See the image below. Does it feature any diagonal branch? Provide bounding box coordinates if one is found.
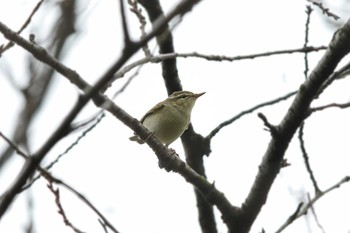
[0,0,45,55]
[298,122,321,194]
[0,0,219,221]
[0,131,120,233]
[230,18,350,233]
[275,176,350,233]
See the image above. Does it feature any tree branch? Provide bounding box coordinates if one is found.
[230,18,350,233]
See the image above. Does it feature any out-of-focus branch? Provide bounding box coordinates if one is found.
[138,0,183,94]
[0,0,218,221]
[21,113,105,192]
[275,176,350,233]
[128,0,151,57]
[310,101,350,112]
[0,0,44,55]
[0,131,120,233]
[0,0,76,170]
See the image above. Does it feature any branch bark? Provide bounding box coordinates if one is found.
[228,19,350,233]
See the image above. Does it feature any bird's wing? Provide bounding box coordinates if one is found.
[140,102,165,123]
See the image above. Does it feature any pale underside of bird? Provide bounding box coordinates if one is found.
[129,91,205,147]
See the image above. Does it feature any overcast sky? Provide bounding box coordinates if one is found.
[1,0,350,233]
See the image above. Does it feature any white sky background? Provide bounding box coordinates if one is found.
[1,0,350,233]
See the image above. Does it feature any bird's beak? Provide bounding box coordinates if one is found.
[194,92,206,98]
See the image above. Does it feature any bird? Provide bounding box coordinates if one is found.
[129,90,205,147]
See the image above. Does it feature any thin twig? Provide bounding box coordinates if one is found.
[0,132,27,159]
[307,193,326,233]
[316,60,350,98]
[303,6,313,79]
[47,176,120,233]
[119,0,131,45]
[298,122,321,194]
[103,46,326,92]
[0,0,207,218]
[257,113,279,137]
[274,202,303,233]
[47,181,85,233]
[1,131,120,233]
[0,0,45,55]
[128,0,151,57]
[21,112,106,192]
[307,0,340,20]
[310,102,350,113]
[206,91,296,141]
[275,176,350,233]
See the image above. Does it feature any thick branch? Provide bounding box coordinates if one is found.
[138,1,216,232]
[0,0,224,221]
[228,19,350,233]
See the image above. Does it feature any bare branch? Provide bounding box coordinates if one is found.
[47,181,84,233]
[310,101,350,113]
[128,0,151,57]
[257,113,279,137]
[47,176,120,233]
[0,132,27,160]
[298,122,321,194]
[21,113,105,191]
[307,0,340,20]
[303,6,313,79]
[119,0,131,45]
[137,1,217,232]
[1,0,226,221]
[101,46,326,92]
[1,131,120,233]
[308,193,326,233]
[138,0,184,94]
[317,60,350,98]
[0,0,44,55]
[0,0,76,170]
[207,91,296,141]
[234,18,350,233]
[274,202,303,233]
[179,46,326,62]
[275,176,350,233]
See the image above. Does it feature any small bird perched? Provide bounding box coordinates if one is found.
[129,91,205,147]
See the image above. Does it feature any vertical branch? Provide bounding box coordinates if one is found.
[119,0,132,45]
[128,0,151,57]
[138,0,182,93]
[137,1,216,233]
[300,6,321,195]
[303,5,313,79]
